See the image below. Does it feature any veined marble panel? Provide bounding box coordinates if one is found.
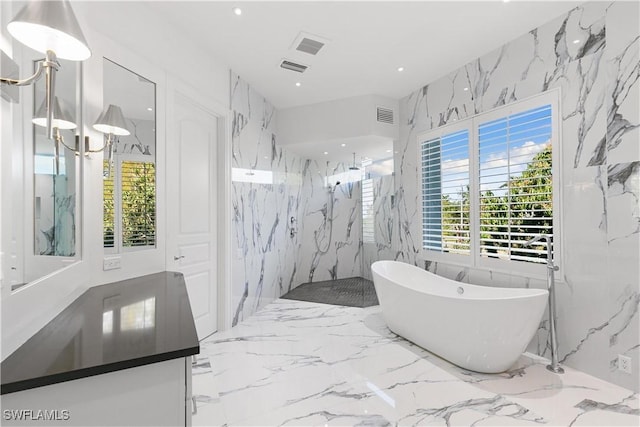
[393,1,639,391]
[605,1,640,165]
[294,161,362,285]
[607,161,640,391]
[231,72,303,325]
[193,299,639,427]
[231,73,365,324]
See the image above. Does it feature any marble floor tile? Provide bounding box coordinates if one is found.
[192,299,639,426]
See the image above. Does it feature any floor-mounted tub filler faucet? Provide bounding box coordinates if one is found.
[525,234,564,374]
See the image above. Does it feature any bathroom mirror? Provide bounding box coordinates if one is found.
[33,61,79,258]
[1,41,82,291]
[101,58,156,252]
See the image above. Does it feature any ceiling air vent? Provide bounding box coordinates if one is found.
[296,37,325,55]
[280,60,308,73]
[377,107,394,125]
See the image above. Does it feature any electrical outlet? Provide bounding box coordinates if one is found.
[618,354,632,374]
[103,256,122,271]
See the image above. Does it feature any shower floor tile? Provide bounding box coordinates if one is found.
[193,299,639,426]
[281,277,379,308]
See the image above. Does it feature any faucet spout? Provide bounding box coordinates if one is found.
[525,234,546,246]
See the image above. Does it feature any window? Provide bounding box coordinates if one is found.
[421,128,470,254]
[104,160,156,250]
[121,161,156,247]
[419,91,559,275]
[362,178,374,243]
[478,105,552,264]
[103,161,115,248]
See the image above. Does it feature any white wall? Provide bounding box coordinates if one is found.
[1,1,232,358]
[277,94,399,146]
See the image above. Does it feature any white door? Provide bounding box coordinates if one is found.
[166,92,218,340]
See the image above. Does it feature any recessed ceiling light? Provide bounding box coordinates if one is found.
[295,82,301,87]
[463,87,469,91]
[503,0,510,3]
[264,156,268,159]
[397,67,404,72]
[147,107,153,111]
[341,143,346,147]
[573,39,580,44]
[233,7,242,16]
[323,151,328,155]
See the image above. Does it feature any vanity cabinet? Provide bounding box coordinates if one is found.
[1,272,198,426]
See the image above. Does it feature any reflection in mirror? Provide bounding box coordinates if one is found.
[33,68,79,257]
[100,59,156,252]
[15,54,80,290]
[2,51,81,291]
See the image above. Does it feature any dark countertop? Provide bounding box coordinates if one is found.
[1,271,199,395]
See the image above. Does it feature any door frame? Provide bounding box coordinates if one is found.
[165,77,232,332]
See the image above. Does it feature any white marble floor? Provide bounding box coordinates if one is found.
[192,299,639,426]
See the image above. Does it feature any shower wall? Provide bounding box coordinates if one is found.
[294,168,362,285]
[393,1,639,391]
[230,73,363,325]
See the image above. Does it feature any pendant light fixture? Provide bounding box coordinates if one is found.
[32,96,77,174]
[1,0,91,139]
[92,104,131,178]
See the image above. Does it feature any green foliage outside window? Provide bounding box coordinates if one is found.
[442,145,552,260]
[122,161,156,247]
[103,161,156,248]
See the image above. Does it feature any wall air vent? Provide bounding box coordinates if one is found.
[376,107,394,125]
[280,60,308,73]
[296,37,325,55]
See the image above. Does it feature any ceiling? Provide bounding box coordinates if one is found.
[147,1,582,110]
[78,1,582,165]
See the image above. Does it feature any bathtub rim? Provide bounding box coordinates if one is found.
[371,260,548,301]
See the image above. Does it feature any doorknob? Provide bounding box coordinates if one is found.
[174,255,185,260]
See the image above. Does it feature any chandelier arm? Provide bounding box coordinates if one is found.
[0,55,59,87]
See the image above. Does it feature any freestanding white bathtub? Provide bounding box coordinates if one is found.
[371,260,548,373]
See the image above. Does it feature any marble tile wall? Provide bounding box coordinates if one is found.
[293,163,363,285]
[230,73,363,325]
[394,1,639,391]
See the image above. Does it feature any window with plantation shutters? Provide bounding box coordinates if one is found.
[103,159,156,251]
[478,105,552,264]
[103,161,115,248]
[419,90,560,276]
[362,178,374,243]
[121,161,156,247]
[421,128,470,255]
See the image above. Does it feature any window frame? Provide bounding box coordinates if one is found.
[417,89,562,279]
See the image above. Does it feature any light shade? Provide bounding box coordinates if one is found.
[7,0,91,61]
[93,104,130,136]
[32,96,76,129]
